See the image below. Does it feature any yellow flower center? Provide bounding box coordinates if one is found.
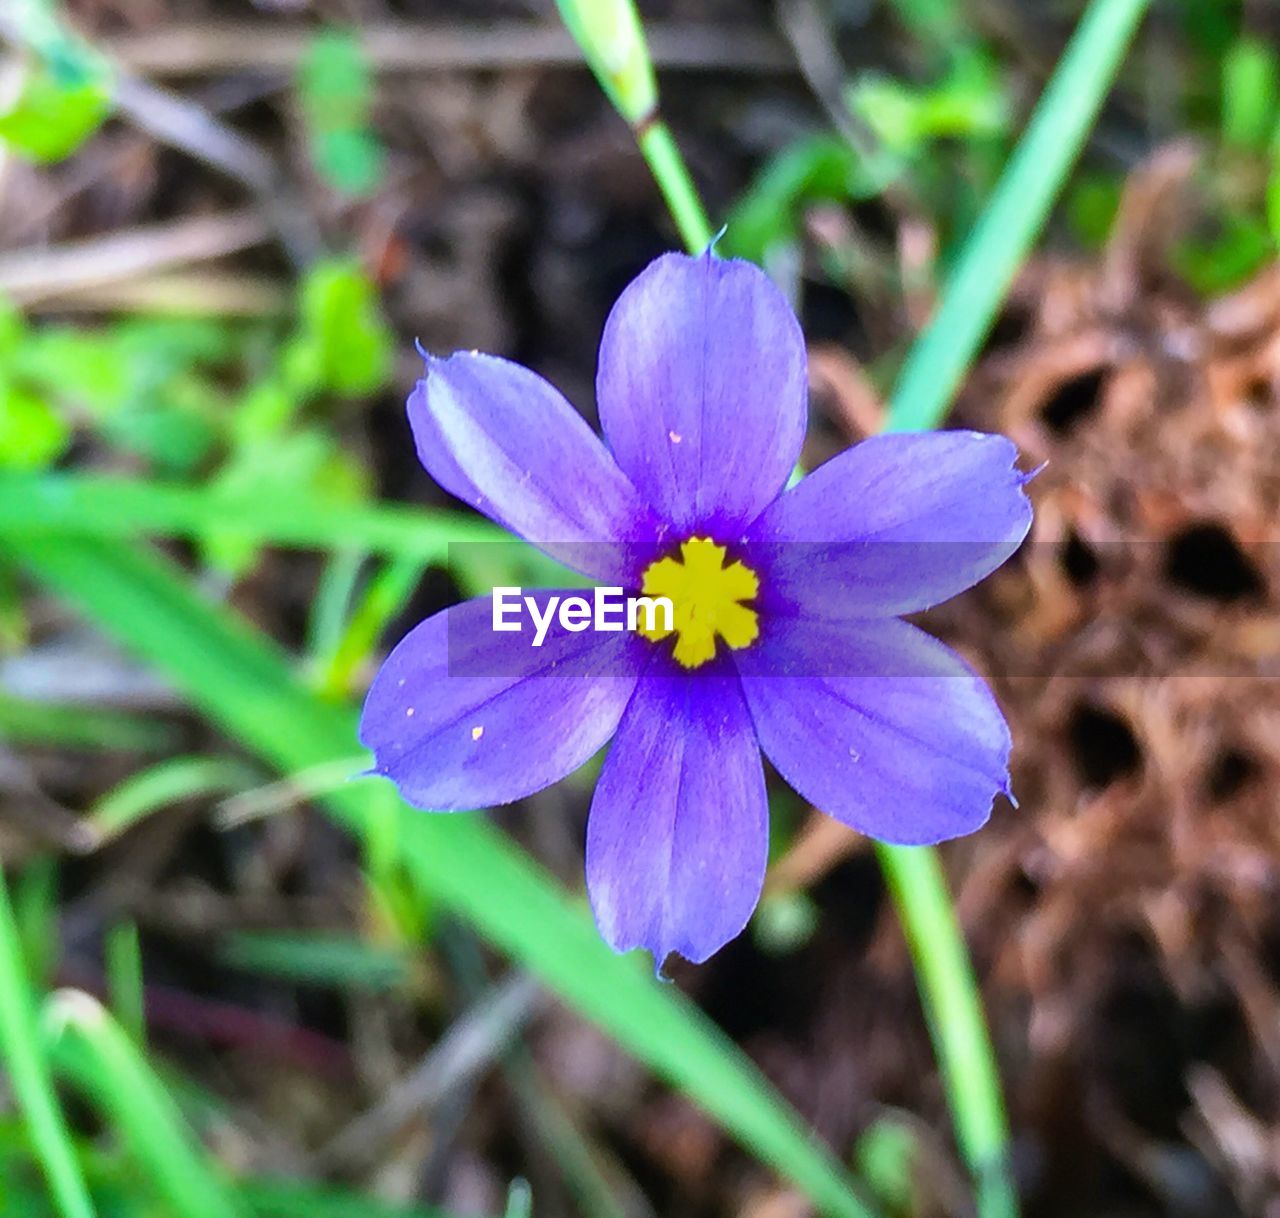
[638,537,760,669]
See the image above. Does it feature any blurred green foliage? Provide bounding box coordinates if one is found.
[296,29,386,197]
[0,17,114,164]
[0,54,112,162]
[728,2,1279,305]
[0,260,393,579]
[854,1118,921,1217]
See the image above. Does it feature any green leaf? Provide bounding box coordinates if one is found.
[298,261,393,397]
[848,54,1006,156]
[239,1179,466,1218]
[6,532,874,1218]
[297,30,386,197]
[1066,172,1124,248]
[0,471,499,560]
[218,932,410,992]
[882,0,964,48]
[0,692,174,751]
[0,871,96,1218]
[854,1118,920,1216]
[1222,36,1279,151]
[1173,212,1275,294]
[298,29,374,130]
[0,387,70,469]
[723,135,888,264]
[0,52,113,163]
[316,128,386,198]
[1268,121,1280,246]
[12,323,222,474]
[203,429,370,575]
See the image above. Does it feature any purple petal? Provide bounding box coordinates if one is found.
[586,668,768,965]
[746,431,1032,617]
[596,251,807,535]
[737,616,1011,845]
[409,353,651,581]
[360,597,643,810]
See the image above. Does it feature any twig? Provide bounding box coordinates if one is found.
[0,11,323,267]
[313,972,544,1171]
[773,0,918,221]
[16,272,290,317]
[772,0,881,165]
[0,211,270,300]
[101,21,792,77]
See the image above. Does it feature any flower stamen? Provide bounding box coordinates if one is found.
[638,537,759,669]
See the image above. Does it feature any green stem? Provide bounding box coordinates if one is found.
[636,120,714,252]
[105,921,146,1047]
[0,867,96,1218]
[878,845,1014,1217]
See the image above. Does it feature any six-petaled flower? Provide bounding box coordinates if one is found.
[359,250,1033,968]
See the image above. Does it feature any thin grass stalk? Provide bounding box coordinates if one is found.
[44,989,245,1218]
[0,868,96,1218]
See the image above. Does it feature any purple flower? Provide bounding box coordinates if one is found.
[360,251,1032,966]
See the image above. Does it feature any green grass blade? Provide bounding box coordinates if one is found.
[218,932,409,992]
[312,555,423,698]
[885,0,1150,431]
[503,1180,533,1218]
[0,691,174,751]
[0,870,96,1218]
[91,755,260,840]
[13,857,58,991]
[7,533,875,1218]
[104,922,145,1047]
[878,3,1149,1201]
[307,548,366,666]
[239,1180,469,1218]
[0,471,499,560]
[43,989,245,1218]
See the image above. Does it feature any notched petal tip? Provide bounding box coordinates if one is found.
[701,225,729,258]
[586,674,769,968]
[1020,459,1049,486]
[595,250,807,533]
[404,349,647,581]
[740,617,1015,846]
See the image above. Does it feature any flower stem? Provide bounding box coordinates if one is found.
[878,844,1015,1218]
[636,119,715,253]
